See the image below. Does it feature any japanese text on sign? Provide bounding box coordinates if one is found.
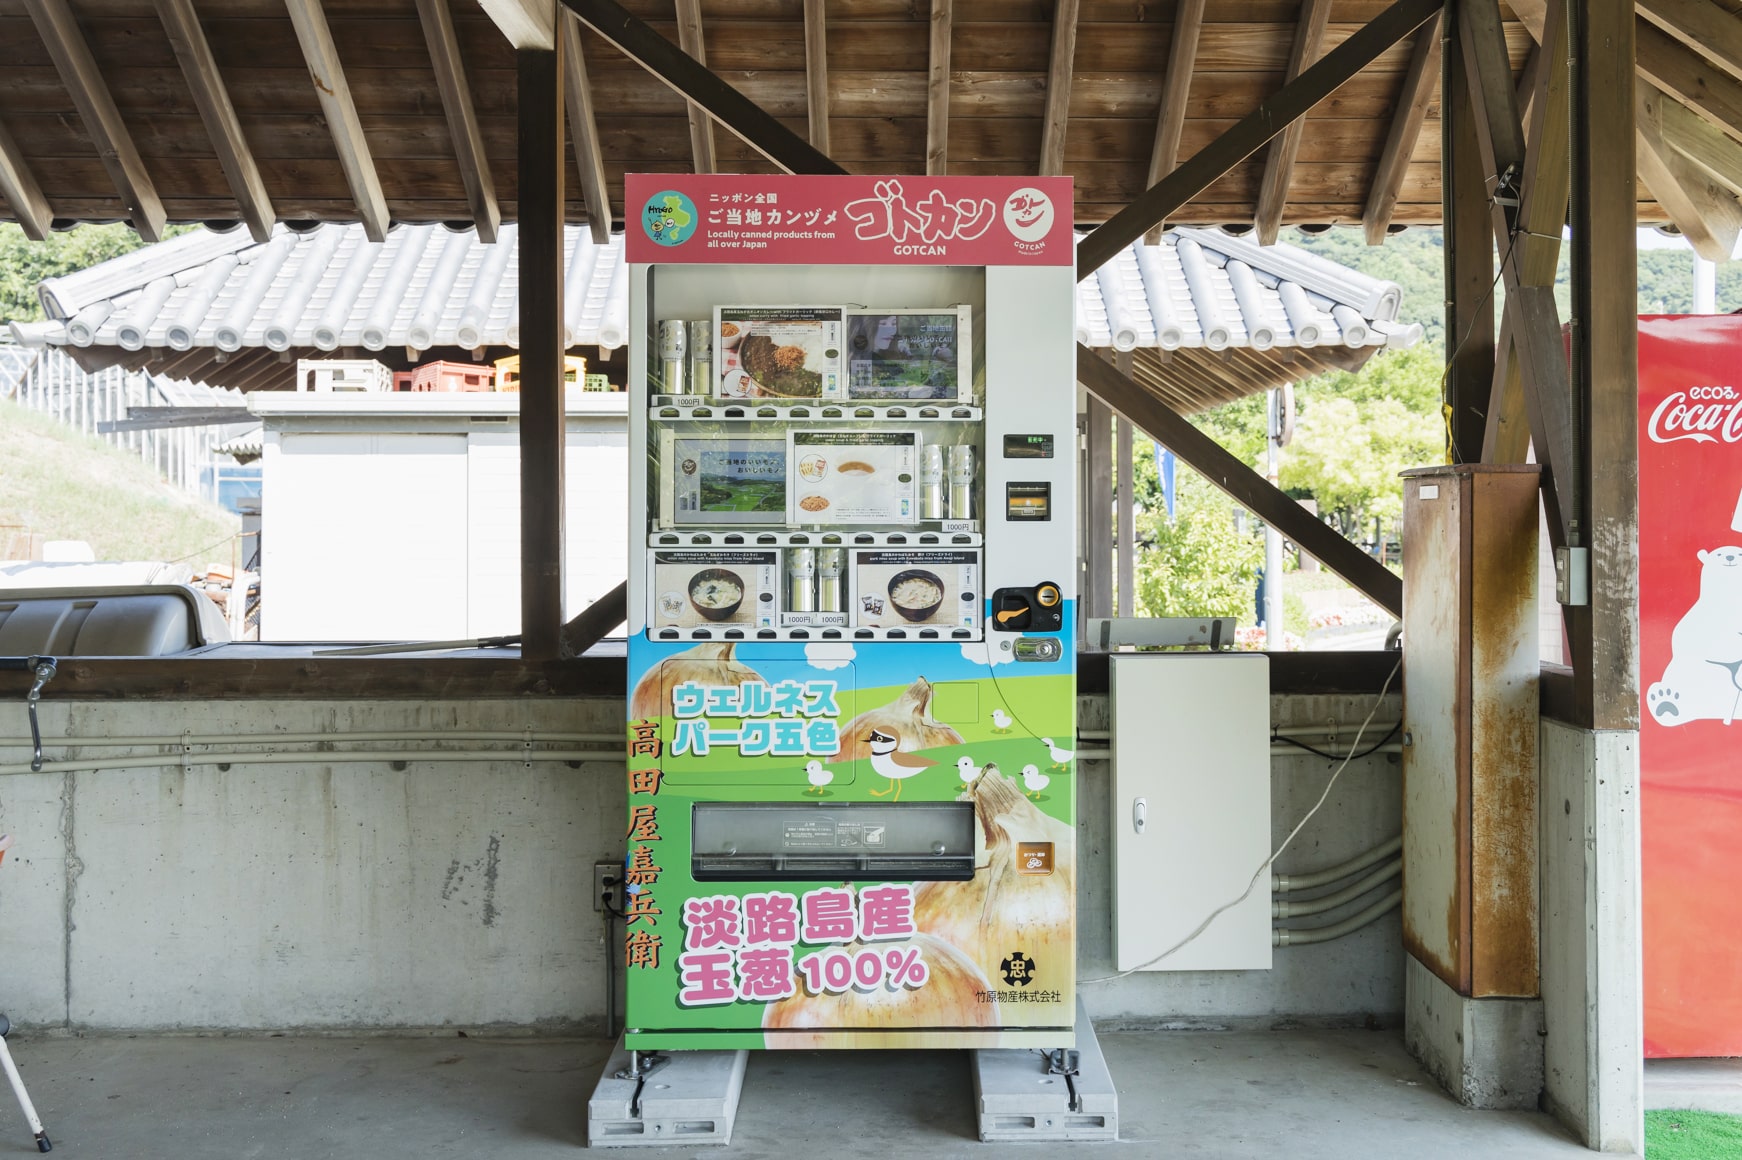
[669,680,841,758]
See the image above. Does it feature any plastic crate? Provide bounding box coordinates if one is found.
[392,370,415,392]
[494,354,585,394]
[584,374,613,392]
[411,360,495,393]
[297,359,392,393]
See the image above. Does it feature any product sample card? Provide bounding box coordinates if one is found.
[648,550,780,630]
[714,307,845,400]
[787,430,920,525]
[845,307,972,402]
[850,549,980,630]
[659,432,787,527]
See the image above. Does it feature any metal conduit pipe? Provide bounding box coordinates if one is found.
[1273,889,1400,947]
[1076,723,1402,742]
[0,730,624,748]
[1062,745,1403,761]
[0,747,624,779]
[1272,859,1401,919]
[1273,835,1402,893]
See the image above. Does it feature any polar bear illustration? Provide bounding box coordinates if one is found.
[1647,546,1742,726]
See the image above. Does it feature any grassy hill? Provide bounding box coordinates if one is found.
[0,399,240,565]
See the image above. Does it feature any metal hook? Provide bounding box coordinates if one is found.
[24,657,56,774]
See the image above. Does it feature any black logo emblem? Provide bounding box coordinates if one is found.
[1001,951,1035,987]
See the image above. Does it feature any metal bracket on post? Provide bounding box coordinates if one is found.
[8,656,59,774]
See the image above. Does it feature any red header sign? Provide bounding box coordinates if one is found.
[1637,314,1742,1057]
[625,174,1074,267]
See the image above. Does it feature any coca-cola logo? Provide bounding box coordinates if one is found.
[1648,387,1742,444]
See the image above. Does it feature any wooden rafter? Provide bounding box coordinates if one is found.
[1637,79,1742,260]
[1039,0,1081,176]
[154,0,274,244]
[478,0,556,49]
[674,0,716,175]
[284,0,389,243]
[562,581,628,657]
[1638,0,1742,83]
[0,116,52,241]
[926,0,953,175]
[1638,20,1742,148]
[1457,0,1578,542]
[1078,0,1442,278]
[1077,347,1402,617]
[416,0,500,243]
[563,0,843,176]
[803,0,830,154]
[22,0,166,242]
[1144,0,1204,244]
[561,12,613,245]
[1363,12,1442,245]
[1658,89,1742,196]
[1255,0,1334,245]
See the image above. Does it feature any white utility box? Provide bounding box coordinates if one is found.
[1110,653,1272,971]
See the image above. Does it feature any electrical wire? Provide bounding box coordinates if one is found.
[1271,721,1401,762]
[1082,656,1401,984]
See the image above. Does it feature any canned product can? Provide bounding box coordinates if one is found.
[656,320,687,393]
[788,547,817,613]
[948,444,975,520]
[817,548,844,612]
[688,320,713,396]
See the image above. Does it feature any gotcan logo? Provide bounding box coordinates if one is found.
[1648,386,1742,444]
[1003,188,1055,247]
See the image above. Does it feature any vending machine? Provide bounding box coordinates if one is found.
[622,173,1077,1051]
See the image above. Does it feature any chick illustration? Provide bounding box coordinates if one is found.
[991,708,1013,734]
[1022,763,1051,799]
[1040,736,1073,769]
[955,755,984,792]
[865,728,937,801]
[804,759,834,796]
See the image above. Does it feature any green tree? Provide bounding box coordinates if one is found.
[0,222,187,324]
[1132,468,1264,621]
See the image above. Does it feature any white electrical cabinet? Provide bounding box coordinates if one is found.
[1110,653,1272,971]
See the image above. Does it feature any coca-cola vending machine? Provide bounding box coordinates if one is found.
[1639,314,1742,1057]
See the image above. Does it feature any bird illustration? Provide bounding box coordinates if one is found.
[865,728,937,801]
[1022,763,1051,799]
[1040,737,1073,769]
[991,708,1013,733]
[804,760,834,796]
[955,755,983,792]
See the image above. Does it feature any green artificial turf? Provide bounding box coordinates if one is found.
[1646,1109,1742,1159]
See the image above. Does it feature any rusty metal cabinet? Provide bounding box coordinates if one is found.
[1401,465,1541,998]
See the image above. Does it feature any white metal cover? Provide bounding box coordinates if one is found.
[1110,653,1272,972]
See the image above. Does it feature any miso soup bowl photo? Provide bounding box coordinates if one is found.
[688,568,746,621]
[887,569,945,622]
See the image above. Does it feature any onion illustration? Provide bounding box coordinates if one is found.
[835,676,964,762]
[629,642,763,720]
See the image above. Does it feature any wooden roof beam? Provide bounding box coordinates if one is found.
[417,0,501,244]
[563,0,843,176]
[22,0,166,242]
[926,0,953,175]
[284,0,390,243]
[1143,0,1204,244]
[1077,346,1402,617]
[1255,0,1334,245]
[1638,0,1742,84]
[674,0,716,175]
[1078,0,1442,278]
[1658,88,1742,196]
[803,0,829,155]
[155,0,275,244]
[1039,0,1081,176]
[561,12,613,244]
[477,0,555,49]
[1362,11,1441,245]
[0,116,53,241]
[1638,20,1742,148]
[1637,79,1742,260]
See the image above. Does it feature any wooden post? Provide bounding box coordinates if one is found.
[518,44,566,661]
[1086,393,1114,620]
[1443,16,1495,465]
[1115,349,1136,617]
[1569,0,1639,731]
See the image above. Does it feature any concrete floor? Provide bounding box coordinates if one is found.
[0,1028,1592,1158]
[1647,1057,1742,1114]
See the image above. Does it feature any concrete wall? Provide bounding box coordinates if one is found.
[0,690,1404,1034]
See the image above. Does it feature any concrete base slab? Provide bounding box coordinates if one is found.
[586,1041,747,1147]
[971,999,1118,1142]
[1405,954,1544,1110]
[1646,1059,1742,1114]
